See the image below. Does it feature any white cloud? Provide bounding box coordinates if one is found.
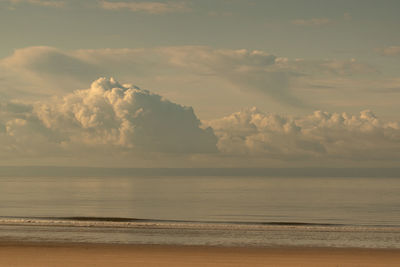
[100,1,190,14]
[1,79,400,165]
[206,107,400,161]
[0,78,217,159]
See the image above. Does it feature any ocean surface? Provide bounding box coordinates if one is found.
[1,174,399,248]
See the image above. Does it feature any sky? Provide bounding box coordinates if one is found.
[0,0,400,167]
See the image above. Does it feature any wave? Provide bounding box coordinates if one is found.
[0,215,343,226]
[55,217,344,226]
[1,216,399,232]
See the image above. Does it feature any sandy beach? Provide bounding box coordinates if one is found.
[0,243,399,267]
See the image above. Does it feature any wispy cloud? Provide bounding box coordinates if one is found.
[7,0,65,8]
[0,46,377,108]
[292,12,352,27]
[291,18,331,26]
[207,11,233,17]
[376,46,400,56]
[100,1,190,14]
[343,12,352,20]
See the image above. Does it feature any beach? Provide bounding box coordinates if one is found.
[1,175,399,266]
[0,243,399,267]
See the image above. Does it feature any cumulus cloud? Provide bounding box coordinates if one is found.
[1,78,400,165]
[0,78,217,158]
[100,1,190,14]
[206,107,400,161]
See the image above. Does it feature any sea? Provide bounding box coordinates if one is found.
[1,168,400,248]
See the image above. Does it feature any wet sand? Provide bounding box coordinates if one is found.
[0,243,399,267]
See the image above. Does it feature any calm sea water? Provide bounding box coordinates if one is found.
[1,175,400,248]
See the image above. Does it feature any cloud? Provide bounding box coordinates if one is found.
[343,12,352,20]
[6,0,65,8]
[207,11,233,17]
[78,47,373,106]
[1,46,101,79]
[0,46,104,96]
[286,58,376,76]
[157,47,308,107]
[377,46,400,56]
[291,18,331,26]
[0,78,217,159]
[292,13,352,27]
[0,46,377,109]
[1,78,400,165]
[206,107,400,161]
[100,1,190,14]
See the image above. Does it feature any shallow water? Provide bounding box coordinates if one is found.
[0,175,400,247]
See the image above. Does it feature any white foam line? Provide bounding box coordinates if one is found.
[0,218,399,232]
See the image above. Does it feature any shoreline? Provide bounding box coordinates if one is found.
[2,240,400,250]
[1,242,399,267]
